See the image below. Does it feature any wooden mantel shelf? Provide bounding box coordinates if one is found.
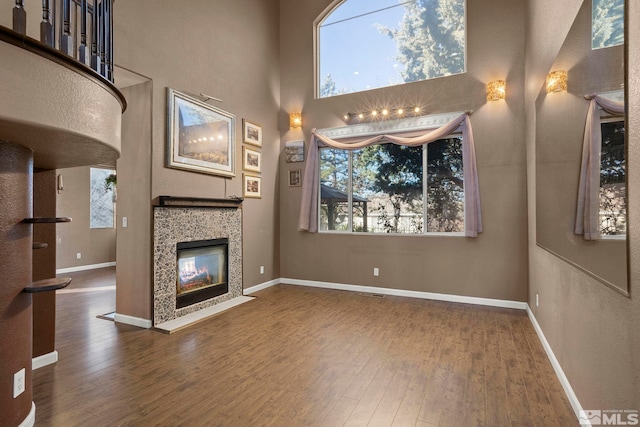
[24,277,72,293]
[153,196,243,209]
[22,217,72,224]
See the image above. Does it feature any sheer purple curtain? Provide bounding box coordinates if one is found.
[575,95,625,240]
[298,113,483,237]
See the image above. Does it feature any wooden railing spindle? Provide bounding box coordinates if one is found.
[41,0,55,47]
[8,0,114,82]
[91,0,101,74]
[13,0,27,35]
[106,0,113,81]
[99,0,106,77]
[78,0,89,64]
[61,0,73,55]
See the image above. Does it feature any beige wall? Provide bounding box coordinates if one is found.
[527,0,640,410]
[279,0,529,302]
[113,0,281,300]
[55,166,116,269]
[116,81,153,320]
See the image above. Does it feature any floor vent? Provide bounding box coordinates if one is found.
[358,293,385,298]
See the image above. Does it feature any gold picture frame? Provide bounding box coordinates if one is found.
[243,119,262,147]
[243,174,262,198]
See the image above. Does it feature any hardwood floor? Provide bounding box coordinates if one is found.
[32,267,577,426]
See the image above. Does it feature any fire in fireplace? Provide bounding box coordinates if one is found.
[176,238,229,309]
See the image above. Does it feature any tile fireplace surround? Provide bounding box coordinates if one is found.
[152,197,243,326]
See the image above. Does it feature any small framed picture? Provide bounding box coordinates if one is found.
[285,140,304,163]
[288,169,301,187]
[243,147,261,173]
[243,119,262,147]
[243,174,261,198]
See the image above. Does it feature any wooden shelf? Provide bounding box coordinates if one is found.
[153,196,243,209]
[32,242,48,250]
[22,217,72,224]
[23,277,72,293]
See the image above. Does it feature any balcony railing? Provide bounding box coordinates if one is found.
[11,0,114,82]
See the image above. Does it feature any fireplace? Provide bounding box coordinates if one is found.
[153,197,243,326]
[176,238,228,309]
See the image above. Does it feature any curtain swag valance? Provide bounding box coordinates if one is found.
[298,112,483,237]
[575,95,625,240]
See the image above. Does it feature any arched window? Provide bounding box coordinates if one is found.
[317,0,466,98]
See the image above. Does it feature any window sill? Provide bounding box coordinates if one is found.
[600,234,626,241]
[317,230,466,238]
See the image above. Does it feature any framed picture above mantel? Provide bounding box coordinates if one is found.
[166,88,236,177]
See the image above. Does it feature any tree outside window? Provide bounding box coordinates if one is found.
[318,0,466,98]
[319,137,463,234]
[599,120,626,236]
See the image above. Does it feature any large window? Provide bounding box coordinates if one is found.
[599,119,626,236]
[320,137,464,234]
[317,0,466,98]
[592,0,624,49]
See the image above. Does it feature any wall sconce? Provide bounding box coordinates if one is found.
[546,70,567,93]
[486,80,506,101]
[57,174,64,194]
[289,112,302,129]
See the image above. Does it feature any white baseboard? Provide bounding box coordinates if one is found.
[114,313,152,329]
[56,261,116,274]
[32,350,58,370]
[526,305,585,423]
[18,402,35,427]
[280,278,528,310]
[243,278,281,295]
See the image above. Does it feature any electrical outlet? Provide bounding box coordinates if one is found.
[536,293,539,308]
[13,368,25,398]
[373,267,379,277]
[260,266,264,275]
[76,252,81,259]
[122,217,128,228]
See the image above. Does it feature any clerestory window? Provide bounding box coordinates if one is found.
[317,0,466,98]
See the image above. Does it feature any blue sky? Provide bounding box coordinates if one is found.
[319,0,408,94]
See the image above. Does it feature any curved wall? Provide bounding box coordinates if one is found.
[0,40,122,169]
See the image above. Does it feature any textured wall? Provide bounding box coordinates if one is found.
[114,0,281,302]
[116,81,153,321]
[279,0,529,302]
[0,141,33,427]
[32,170,57,358]
[55,166,117,269]
[0,41,122,170]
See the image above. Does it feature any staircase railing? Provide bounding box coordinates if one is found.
[11,0,114,82]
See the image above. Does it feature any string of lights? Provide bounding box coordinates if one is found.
[343,106,424,123]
